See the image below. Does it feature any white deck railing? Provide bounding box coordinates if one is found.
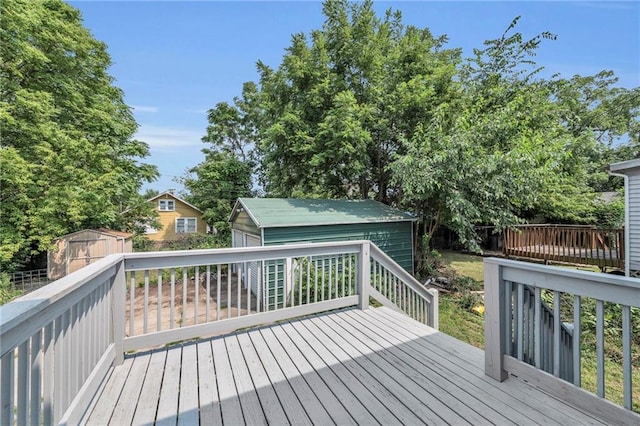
[484,258,639,422]
[0,256,124,426]
[0,240,436,425]
[369,244,438,328]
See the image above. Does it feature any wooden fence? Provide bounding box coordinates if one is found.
[503,225,624,270]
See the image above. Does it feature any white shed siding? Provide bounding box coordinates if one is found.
[628,171,640,271]
[244,234,262,301]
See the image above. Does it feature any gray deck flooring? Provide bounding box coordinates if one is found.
[85,307,609,425]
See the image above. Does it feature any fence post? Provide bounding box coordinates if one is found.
[484,259,508,381]
[112,257,126,365]
[357,241,370,310]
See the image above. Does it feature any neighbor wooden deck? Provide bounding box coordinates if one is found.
[506,245,621,268]
[84,307,609,425]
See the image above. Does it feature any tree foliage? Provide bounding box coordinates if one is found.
[0,0,158,270]
[180,82,257,243]
[194,0,638,260]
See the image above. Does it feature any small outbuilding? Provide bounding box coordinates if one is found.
[610,158,640,276]
[48,229,133,280]
[229,198,416,309]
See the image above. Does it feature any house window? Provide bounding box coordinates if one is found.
[176,217,197,233]
[158,199,175,211]
[144,224,158,235]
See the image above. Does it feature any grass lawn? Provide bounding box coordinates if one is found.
[438,250,485,282]
[436,251,485,348]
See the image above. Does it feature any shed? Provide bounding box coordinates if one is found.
[610,158,640,276]
[48,229,133,280]
[229,198,416,308]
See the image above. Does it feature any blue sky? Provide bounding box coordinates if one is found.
[70,1,639,193]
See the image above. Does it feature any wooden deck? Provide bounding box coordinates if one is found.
[503,225,624,270]
[507,245,620,265]
[84,307,610,425]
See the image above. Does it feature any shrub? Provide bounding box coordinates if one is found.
[0,272,23,305]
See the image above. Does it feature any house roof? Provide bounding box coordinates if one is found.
[96,228,133,239]
[54,228,133,242]
[148,191,204,214]
[610,158,640,173]
[230,198,416,229]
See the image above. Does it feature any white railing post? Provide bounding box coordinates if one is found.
[484,259,508,381]
[112,258,126,365]
[285,257,293,305]
[358,241,370,310]
[428,288,439,330]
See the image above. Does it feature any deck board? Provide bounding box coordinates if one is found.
[85,306,616,425]
[155,346,181,426]
[211,336,245,425]
[259,325,355,425]
[109,353,149,425]
[195,341,223,425]
[234,334,290,425]
[132,350,166,425]
[224,335,269,425]
[370,308,608,426]
[177,343,200,426]
[85,356,132,425]
[296,317,451,425]
[317,312,493,425]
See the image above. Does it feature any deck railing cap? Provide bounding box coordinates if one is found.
[484,257,640,290]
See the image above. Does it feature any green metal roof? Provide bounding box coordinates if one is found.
[232,198,416,228]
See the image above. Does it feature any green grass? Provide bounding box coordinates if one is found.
[439,293,485,348]
[436,251,485,347]
[438,250,484,282]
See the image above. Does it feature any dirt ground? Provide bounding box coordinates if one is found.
[125,273,258,337]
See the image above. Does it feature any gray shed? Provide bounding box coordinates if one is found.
[229,198,416,308]
[610,158,640,276]
[48,229,133,280]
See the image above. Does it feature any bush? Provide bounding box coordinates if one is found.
[162,234,227,251]
[0,272,23,305]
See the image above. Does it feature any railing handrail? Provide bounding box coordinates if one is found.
[507,224,621,230]
[369,244,436,303]
[0,254,123,357]
[123,240,366,270]
[485,258,639,304]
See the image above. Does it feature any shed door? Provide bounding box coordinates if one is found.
[232,230,243,248]
[244,234,262,307]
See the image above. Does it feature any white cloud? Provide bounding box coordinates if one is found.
[132,105,159,113]
[135,124,203,150]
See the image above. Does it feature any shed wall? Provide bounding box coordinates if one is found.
[629,170,640,271]
[48,231,132,280]
[231,211,260,236]
[263,221,414,273]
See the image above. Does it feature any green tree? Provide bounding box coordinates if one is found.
[255,0,461,202]
[181,151,253,244]
[0,0,158,270]
[180,81,258,243]
[200,1,638,260]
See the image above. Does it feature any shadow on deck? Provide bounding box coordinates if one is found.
[85,307,610,425]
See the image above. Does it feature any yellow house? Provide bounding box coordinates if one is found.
[146,191,207,242]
